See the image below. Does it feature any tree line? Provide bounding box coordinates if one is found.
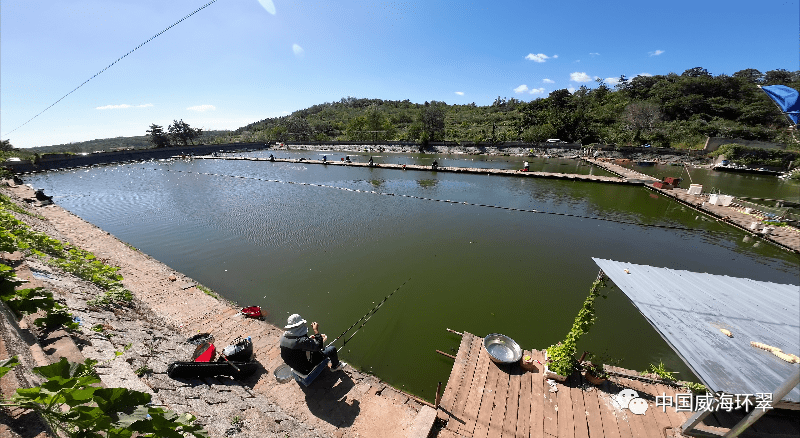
[230,67,799,150]
[146,120,204,148]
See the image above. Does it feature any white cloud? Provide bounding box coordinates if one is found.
[589,52,600,57]
[96,103,153,110]
[187,105,216,112]
[292,44,304,57]
[604,77,620,86]
[568,87,576,93]
[257,0,276,14]
[455,91,464,96]
[570,72,592,82]
[553,55,558,58]
[543,78,554,84]
[525,53,551,63]
[637,72,653,77]
[649,49,665,56]
[515,85,546,95]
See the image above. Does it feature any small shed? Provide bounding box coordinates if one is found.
[592,258,800,436]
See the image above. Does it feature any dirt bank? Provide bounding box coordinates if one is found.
[0,183,433,438]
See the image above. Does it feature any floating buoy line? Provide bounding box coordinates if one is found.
[136,166,727,234]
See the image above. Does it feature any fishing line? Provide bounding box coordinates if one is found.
[325,278,411,352]
[142,166,724,233]
[3,0,221,137]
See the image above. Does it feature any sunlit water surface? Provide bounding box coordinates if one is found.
[27,154,799,400]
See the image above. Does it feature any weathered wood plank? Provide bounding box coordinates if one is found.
[604,382,634,438]
[530,350,547,438]
[569,373,590,438]
[487,365,511,438]
[438,332,474,422]
[651,383,691,429]
[501,366,521,437]
[448,333,484,429]
[642,382,677,434]
[542,368,558,437]
[556,374,576,438]
[473,360,503,438]
[458,344,493,437]
[515,351,533,438]
[582,386,608,438]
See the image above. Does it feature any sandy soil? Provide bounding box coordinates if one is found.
[0,183,432,438]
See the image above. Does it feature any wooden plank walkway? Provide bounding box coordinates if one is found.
[436,332,800,438]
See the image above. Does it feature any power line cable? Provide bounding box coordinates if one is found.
[2,0,221,138]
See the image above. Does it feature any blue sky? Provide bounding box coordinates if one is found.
[2,0,798,148]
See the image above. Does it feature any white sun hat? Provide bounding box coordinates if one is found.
[285,314,307,329]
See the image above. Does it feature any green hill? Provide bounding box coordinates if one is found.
[13,67,800,154]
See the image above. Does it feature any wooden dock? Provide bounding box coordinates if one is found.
[436,332,800,438]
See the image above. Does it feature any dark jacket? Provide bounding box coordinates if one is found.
[279,332,324,375]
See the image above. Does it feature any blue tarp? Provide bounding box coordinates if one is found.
[760,85,800,124]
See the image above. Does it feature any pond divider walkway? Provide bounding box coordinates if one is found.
[197,156,637,185]
[436,332,799,438]
[198,155,800,253]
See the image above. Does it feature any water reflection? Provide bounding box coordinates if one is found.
[25,157,799,401]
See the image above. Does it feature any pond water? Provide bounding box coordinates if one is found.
[26,153,799,400]
[618,162,800,204]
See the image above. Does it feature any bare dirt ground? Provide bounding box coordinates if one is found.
[0,183,433,438]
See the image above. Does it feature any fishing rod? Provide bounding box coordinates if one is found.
[326,278,411,352]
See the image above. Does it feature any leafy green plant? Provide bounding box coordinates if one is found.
[644,360,677,381]
[0,356,208,438]
[0,205,133,305]
[134,366,153,377]
[546,275,607,376]
[683,381,707,394]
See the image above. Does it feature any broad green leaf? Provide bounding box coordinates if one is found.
[0,356,20,379]
[93,387,151,414]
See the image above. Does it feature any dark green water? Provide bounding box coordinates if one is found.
[26,154,799,400]
[619,162,800,204]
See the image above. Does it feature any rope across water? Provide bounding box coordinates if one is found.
[140,166,722,233]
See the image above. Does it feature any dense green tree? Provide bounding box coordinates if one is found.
[168,120,202,146]
[763,69,796,85]
[0,139,13,151]
[682,67,711,77]
[284,116,311,140]
[146,124,170,148]
[421,102,446,142]
[733,68,763,83]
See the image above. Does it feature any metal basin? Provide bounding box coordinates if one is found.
[483,333,523,364]
[273,364,294,384]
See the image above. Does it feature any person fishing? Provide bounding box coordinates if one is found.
[279,314,346,375]
[432,160,439,170]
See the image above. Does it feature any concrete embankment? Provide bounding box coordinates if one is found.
[0,183,436,438]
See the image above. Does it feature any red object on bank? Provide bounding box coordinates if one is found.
[193,343,216,362]
[241,306,263,319]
